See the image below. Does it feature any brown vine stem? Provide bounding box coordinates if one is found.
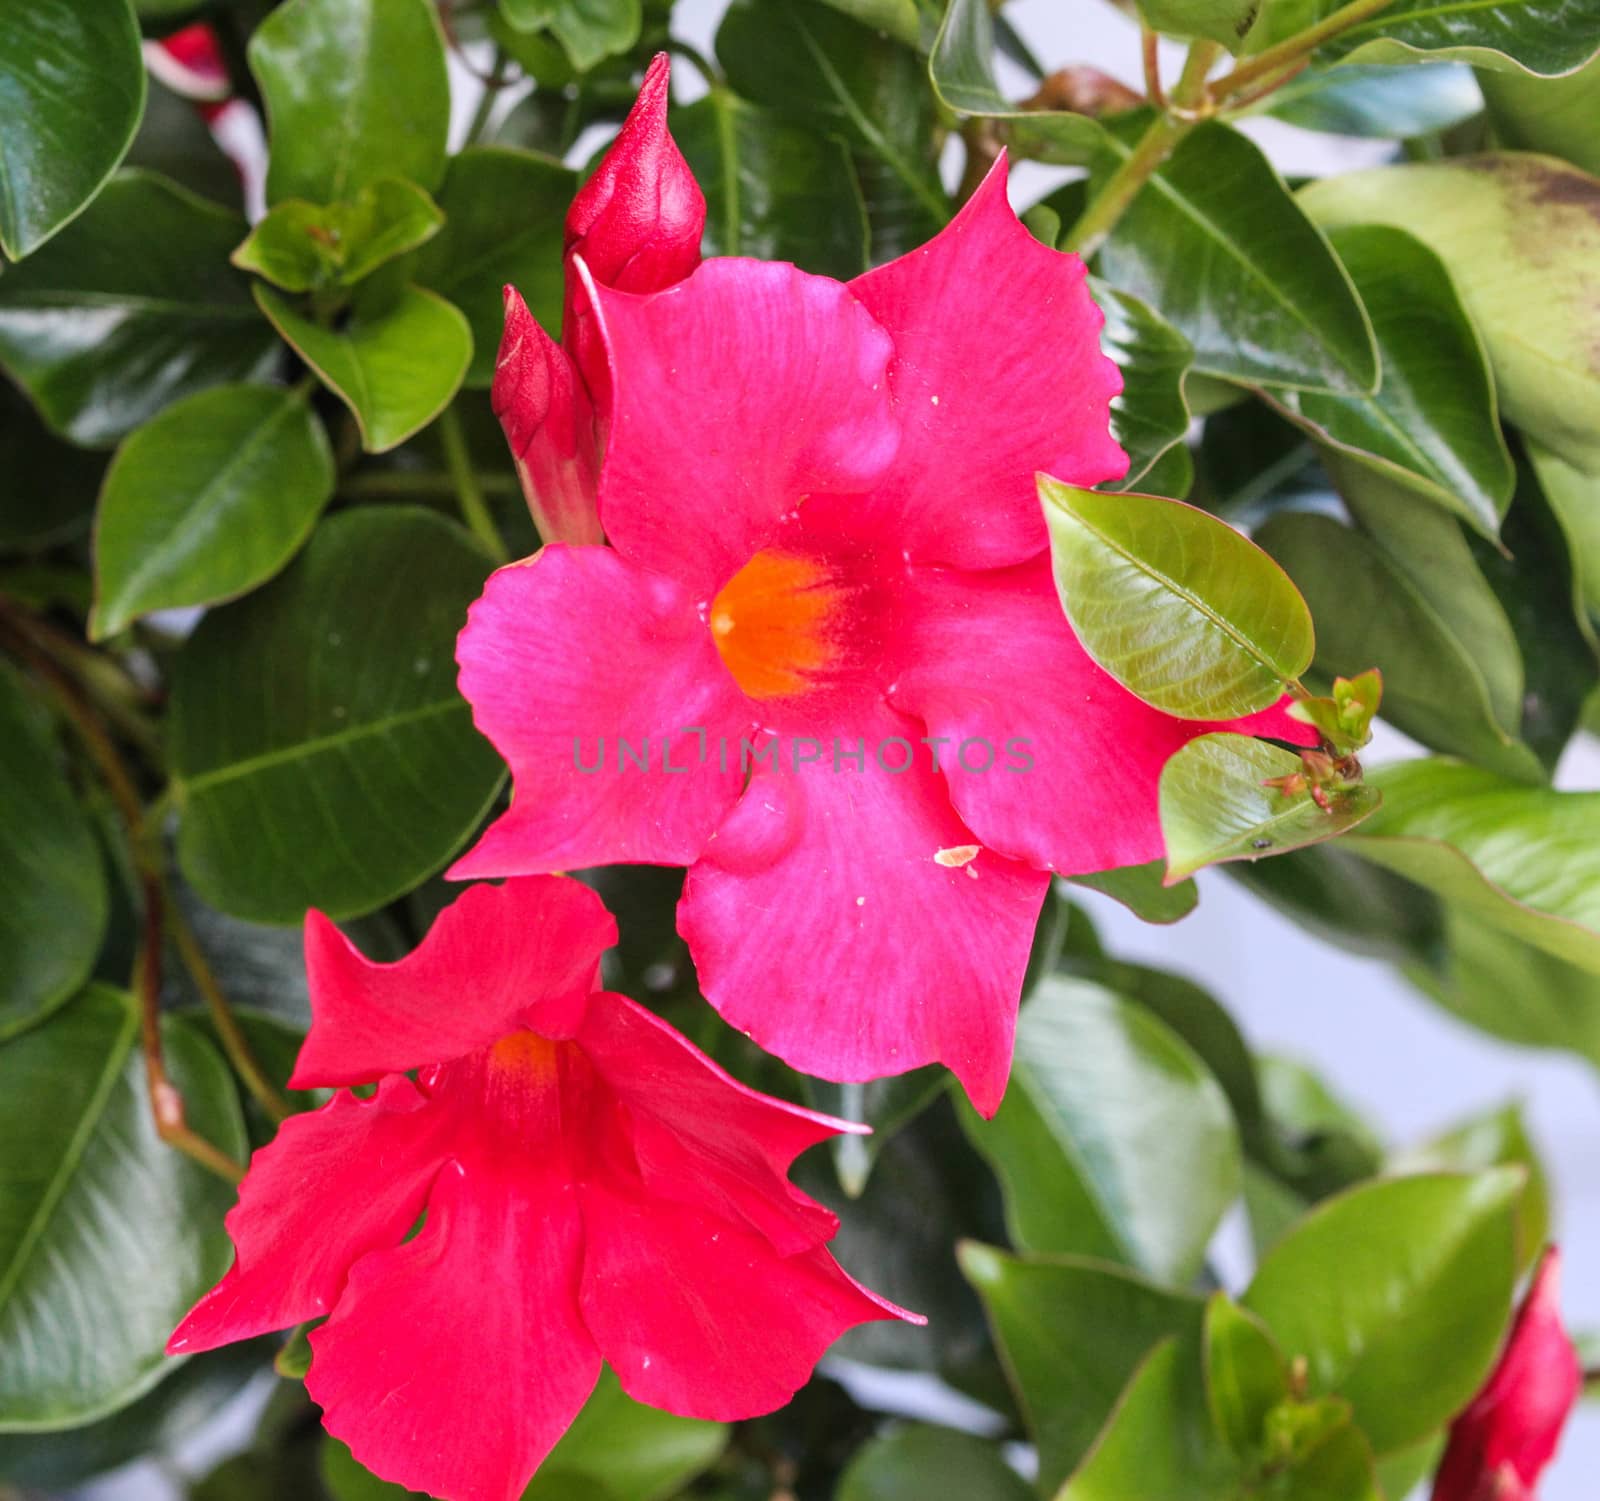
[1141,25,1166,108]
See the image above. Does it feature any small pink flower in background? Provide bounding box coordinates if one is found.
[169,877,913,1501]
[145,23,231,119]
[459,66,1312,1116]
[1432,1248,1581,1501]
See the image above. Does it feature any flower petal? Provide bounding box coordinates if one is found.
[678,707,1049,1116]
[578,991,851,1255]
[579,1176,912,1421]
[452,545,751,877]
[294,877,617,1089]
[888,557,1316,875]
[850,157,1126,569]
[168,1077,443,1354]
[587,257,901,597]
[307,1164,599,1501]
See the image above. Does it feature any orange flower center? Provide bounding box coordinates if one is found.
[487,1030,563,1082]
[709,549,844,701]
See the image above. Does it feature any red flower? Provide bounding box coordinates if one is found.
[1432,1248,1581,1501]
[169,877,912,1501]
[459,73,1312,1117]
[494,53,703,545]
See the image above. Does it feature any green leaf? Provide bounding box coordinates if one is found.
[1255,506,1542,781]
[960,979,1241,1283]
[1094,119,1378,396]
[804,1071,946,1198]
[930,0,1109,166]
[1530,441,1600,624]
[674,91,871,282]
[0,390,104,550]
[837,1424,1032,1501]
[1300,154,1600,473]
[0,172,279,447]
[1253,1056,1385,1211]
[1263,226,1512,537]
[0,987,245,1428]
[250,0,450,205]
[168,506,506,924]
[256,284,472,453]
[0,662,108,1039]
[0,0,144,260]
[232,179,444,294]
[1348,759,1600,973]
[1138,0,1264,50]
[1204,1295,1289,1457]
[1065,862,1198,924]
[91,384,334,638]
[1159,733,1381,882]
[1092,280,1196,494]
[1262,62,1483,137]
[817,0,923,45]
[718,0,950,262]
[415,147,575,388]
[1041,478,1315,719]
[1267,1420,1384,1501]
[1242,1170,1521,1454]
[958,1242,1205,1494]
[1481,52,1600,172]
[499,0,643,72]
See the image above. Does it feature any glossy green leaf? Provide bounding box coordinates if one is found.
[0,0,144,260]
[1042,476,1315,719]
[1139,0,1263,49]
[837,1424,1032,1501]
[256,284,471,453]
[1159,733,1381,882]
[91,384,334,638]
[0,172,279,447]
[1481,53,1600,172]
[960,979,1240,1282]
[1255,1056,1386,1206]
[1300,155,1600,473]
[1095,119,1378,396]
[1267,1421,1384,1501]
[415,147,574,387]
[804,1070,946,1197]
[718,0,949,261]
[169,506,505,924]
[1204,1295,1289,1457]
[0,987,245,1428]
[0,662,108,1039]
[1243,1170,1521,1454]
[232,179,444,294]
[499,0,643,72]
[817,0,922,45]
[0,390,103,550]
[674,91,870,282]
[1530,441,1600,624]
[1092,280,1196,494]
[930,0,1109,166]
[250,0,450,205]
[958,1243,1205,1493]
[1348,759,1600,973]
[1262,62,1482,137]
[1065,862,1199,924]
[1264,226,1512,536]
[1255,506,1542,781]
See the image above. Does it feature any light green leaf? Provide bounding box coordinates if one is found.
[499,0,643,72]
[0,662,108,1039]
[817,0,923,44]
[415,147,575,387]
[1262,62,1482,138]
[1065,862,1199,924]
[0,172,279,447]
[169,506,506,924]
[232,179,444,294]
[1264,225,1512,536]
[0,988,245,1429]
[960,979,1241,1283]
[1159,733,1381,882]
[837,1425,1032,1501]
[1528,440,1600,624]
[256,284,471,453]
[957,1242,1204,1494]
[1300,154,1600,473]
[1095,119,1378,395]
[1042,478,1314,719]
[1093,280,1195,494]
[1204,1295,1289,1457]
[1243,1170,1521,1454]
[1481,52,1600,171]
[1291,0,1600,76]
[0,0,144,260]
[91,384,334,638]
[250,0,450,205]
[1138,0,1264,50]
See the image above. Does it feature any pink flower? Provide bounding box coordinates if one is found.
[1432,1248,1582,1501]
[145,23,231,117]
[169,877,912,1501]
[494,53,703,545]
[458,79,1311,1116]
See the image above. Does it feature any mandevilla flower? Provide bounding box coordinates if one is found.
[1432,1248,1581,1501]
[169,877,913,1501]
[463,66,1310,1116]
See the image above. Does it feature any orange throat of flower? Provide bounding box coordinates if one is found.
[709,549,844,701]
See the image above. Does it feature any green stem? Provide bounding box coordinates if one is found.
[438,408,509,562]
[340,468,519,499]
[464,48,506,147]
[1211,0,1400,101]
